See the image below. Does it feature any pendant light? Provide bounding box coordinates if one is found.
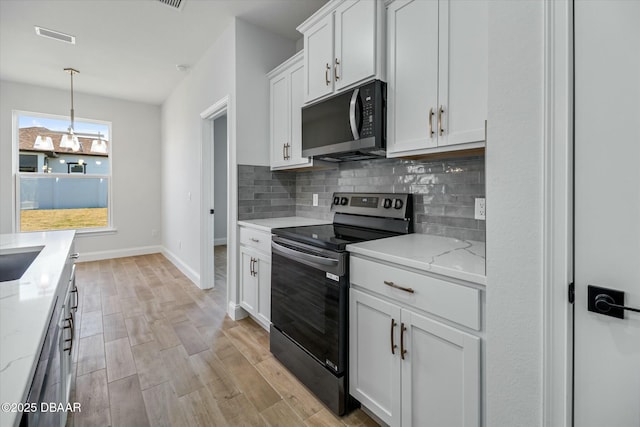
[60,67,81,152]
[90,138,108,154]
[33,135,54,151]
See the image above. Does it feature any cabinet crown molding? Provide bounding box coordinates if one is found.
[267,50,304,79]
[296,0,347,33]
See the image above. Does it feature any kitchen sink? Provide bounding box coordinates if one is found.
[0,246,43,282]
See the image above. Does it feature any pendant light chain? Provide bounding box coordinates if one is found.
[64,67,79,132]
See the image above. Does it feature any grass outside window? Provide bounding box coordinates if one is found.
[20,208,108,231]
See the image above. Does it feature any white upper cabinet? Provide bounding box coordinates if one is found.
[304,14,335,102]
[386,0,487,157]
[268,52,313,170]
[298,0,384,104]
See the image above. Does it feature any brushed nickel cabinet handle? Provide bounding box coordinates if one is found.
[390,318,397,354]
[400,323,407,360]
[428,107,434,137]
[334,58,340,81]
[325,63,331,86]
[250,238,260,243]
[285,143,290,160]
[70,253,80,259]
[282,143,286,160]
[384,280,415,294]
[438,105,445,136]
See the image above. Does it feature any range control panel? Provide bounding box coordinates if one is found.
[330,192,412,220]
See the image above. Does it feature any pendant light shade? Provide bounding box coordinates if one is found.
[33,135,54,151]
[90,139,108,154]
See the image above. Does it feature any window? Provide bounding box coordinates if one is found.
[14,111,112,232]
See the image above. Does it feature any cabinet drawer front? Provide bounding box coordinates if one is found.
[239,227,271,254]
[350,256,480,330]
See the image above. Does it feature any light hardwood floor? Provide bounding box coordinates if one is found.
[70,246,378,427]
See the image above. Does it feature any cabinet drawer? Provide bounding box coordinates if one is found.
[350,256,480,330]
[239,227,271,254]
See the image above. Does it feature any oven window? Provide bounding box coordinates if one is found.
[271,252,346,373]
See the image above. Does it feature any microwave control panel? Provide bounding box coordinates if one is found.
[360,85,375,138]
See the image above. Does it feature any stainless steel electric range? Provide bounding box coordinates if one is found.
[269,192,413,415]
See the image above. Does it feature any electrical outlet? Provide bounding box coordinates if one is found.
[151,229,158,237]
[313,194,319,206]
[475,198,486,220]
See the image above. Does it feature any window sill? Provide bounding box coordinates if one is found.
[75,227,118,237]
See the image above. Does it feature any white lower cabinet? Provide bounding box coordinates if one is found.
[350,283,481,427]
[239,226,272,330]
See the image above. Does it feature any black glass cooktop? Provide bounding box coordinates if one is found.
[272,224,398,251]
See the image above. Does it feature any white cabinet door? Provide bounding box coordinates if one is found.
[304,14,334,103]
[287,61,309,166]
[256,255,271,327]
[350,289,402,427]
[437,0,487,147]
[386,0,439,155]
[401,310,480,427]
[270,73,289,168]
[334,0,377,91]
[239,248,257,314]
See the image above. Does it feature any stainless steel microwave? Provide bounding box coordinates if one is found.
[302,80,386,162]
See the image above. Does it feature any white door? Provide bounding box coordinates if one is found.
[401,310,480,427]
[287,62,309,167]
[256,255,271,326]
[574,2,640,426]
[270,73,289,168]
[334,0,376,91]
[437,0,487,147]
[349,289,402,427]
[386,0,439,156]
[304,14,334,103]
[239,249,257,315]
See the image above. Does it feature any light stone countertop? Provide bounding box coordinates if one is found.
[0,230,75,427]
[347,233,486,285]
[237,216,332,233]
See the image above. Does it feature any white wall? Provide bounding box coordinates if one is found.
[214,114,227,244]
[486,1,544,425]
[161,18,294,293]
[0,80,162,259]
[235,19,295,165]
[161,21,236,282]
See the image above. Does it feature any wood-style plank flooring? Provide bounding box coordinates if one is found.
[70,246,378,427]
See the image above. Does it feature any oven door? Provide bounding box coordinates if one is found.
[271,237,348,375]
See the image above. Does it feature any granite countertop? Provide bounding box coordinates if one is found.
[347,233,486,285]
[237,216,332,232]
[0,230,75,427]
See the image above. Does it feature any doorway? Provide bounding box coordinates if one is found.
[200,96,230,291]
[213,114,228,292]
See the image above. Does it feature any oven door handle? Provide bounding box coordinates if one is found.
[271,241,339,268]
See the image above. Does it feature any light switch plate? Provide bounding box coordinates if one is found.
[475,198,486,220]
[313,194,319,206]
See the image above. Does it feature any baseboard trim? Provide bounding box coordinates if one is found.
[79,245,161,262]
[214,237,227,246]
[228,301,248,321]
[162,248,201,287]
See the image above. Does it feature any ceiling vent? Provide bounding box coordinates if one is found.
[157,0,185,11]
[34,26,76,44]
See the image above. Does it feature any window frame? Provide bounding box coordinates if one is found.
[12,109,115,234]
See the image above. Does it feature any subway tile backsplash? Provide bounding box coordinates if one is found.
[238,165,296,220]
[238,155,485,241]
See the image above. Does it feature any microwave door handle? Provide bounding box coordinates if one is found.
[271,241,339,268]
[349,88,360,140]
